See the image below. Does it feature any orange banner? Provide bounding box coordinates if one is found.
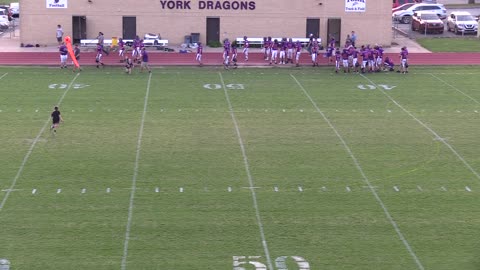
[64,36,79,68]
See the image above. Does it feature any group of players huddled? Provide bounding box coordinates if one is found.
[60,33,409,74]
[198,35,409,74]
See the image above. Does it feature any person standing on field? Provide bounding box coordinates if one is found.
[97,32,109,56]
[51,106,63,134]
[56,25,64,45]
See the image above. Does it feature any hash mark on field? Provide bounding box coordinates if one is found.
[35,109,39,113]
[441,186,447,191]
[388,110,392,113]
[81,188,86,194]
[370,110,374,113]
[417,186,423,192]
[475,110,478,113]
[346,186,351,192]
[179,187,184,193]
[32,189,37,195]
[298,186,303,192]
[155,187,159,193]
[321,186,327,191]
[393,186,400,192]
[56,188,62,194]
[465,186,472,192]
[227,186,232,192]
[107,188,111,193]
[274,186,279,192]
[456,110,461,113]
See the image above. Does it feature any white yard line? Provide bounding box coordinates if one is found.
[0,73,8,80]
[219,72,274,270]
[0,73,80,212]
[429,73,480,105]
[120,72,152,270]
[361,74,480,181]
[290,74,425,270]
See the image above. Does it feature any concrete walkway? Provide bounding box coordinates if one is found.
[0,25,430,54]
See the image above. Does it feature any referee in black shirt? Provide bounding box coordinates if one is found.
[51,106,63,133]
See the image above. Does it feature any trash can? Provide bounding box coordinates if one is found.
[111,37,118,47]
[184,35,191,44]
[190,33,200,44]
[0,259,10,270]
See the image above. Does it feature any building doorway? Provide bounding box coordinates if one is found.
[122,16,136,39]
[306,18,320,38]
[327,18,341,47]
[206,17,220,45]
[72,16,86,44]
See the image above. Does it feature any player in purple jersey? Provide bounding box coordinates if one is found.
[360,46,369,73]
[311,38,319,67]
[59,42,68,69]
[372,47,380,72]
[350,46,359,73]
[376,45,384,71]
[341,49,350,73]
[140,47,151,73]
[279,38,287,65]
[132,36,141,61]
[267,37,273,61]
[286,38,294,64]
[325,45,334,64]
[196,42,203,66]
[118,38,126,62]
[231,43,238,68]
[262,37,268,60]
[399,46,409,74]
[243,36,249,61]
[383,56,395,72]
[295,40,302,67]
[223,38,231,69]
[270,39,279,65]
[95,43,105,68]
[334,48,341,73]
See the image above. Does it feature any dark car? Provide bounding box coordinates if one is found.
[411,12,444,34]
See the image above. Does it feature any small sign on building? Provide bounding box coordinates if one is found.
[345,0,365,12]
[46,0,68,9]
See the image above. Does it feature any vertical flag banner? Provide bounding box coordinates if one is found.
[64,36,80,68]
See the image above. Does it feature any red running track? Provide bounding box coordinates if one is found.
[0,52,478,66]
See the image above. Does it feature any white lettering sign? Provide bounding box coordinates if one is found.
[46,0,68,9]
[345,0,365,12]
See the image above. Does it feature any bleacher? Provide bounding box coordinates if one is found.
[80,39,168,47]
[236,37,320,46]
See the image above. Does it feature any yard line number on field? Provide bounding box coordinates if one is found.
[361,74,480,181]
[0,73,80,213]
[219,72,274,270]
[290,74,425,270]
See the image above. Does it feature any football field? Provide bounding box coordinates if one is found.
[1,66,480,269]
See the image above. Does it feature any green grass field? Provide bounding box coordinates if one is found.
[1,66,480,270]
[416,37,480,52]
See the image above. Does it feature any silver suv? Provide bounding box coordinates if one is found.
[447,11,478,34]
[393,3,447,24]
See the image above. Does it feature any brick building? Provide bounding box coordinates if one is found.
[21,0,391,47]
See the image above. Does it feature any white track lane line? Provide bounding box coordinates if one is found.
[291,74,425,270]
[429,73,480,105]
[0,73,80,212]
[121,72,152,270]
[361,74,480,181]
[219,72,274,270]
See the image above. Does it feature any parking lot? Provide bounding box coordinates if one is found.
[393,7,480,38]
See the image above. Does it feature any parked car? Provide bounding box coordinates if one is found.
[447,11,478,35]
[393,3,447,24]
[411,11,444,33]
[0,6,12,21]
[392,0,420,9]
[392,3,416,13]
[9,2,18,18]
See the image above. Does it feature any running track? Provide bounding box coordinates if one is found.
[0,52,478,66]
